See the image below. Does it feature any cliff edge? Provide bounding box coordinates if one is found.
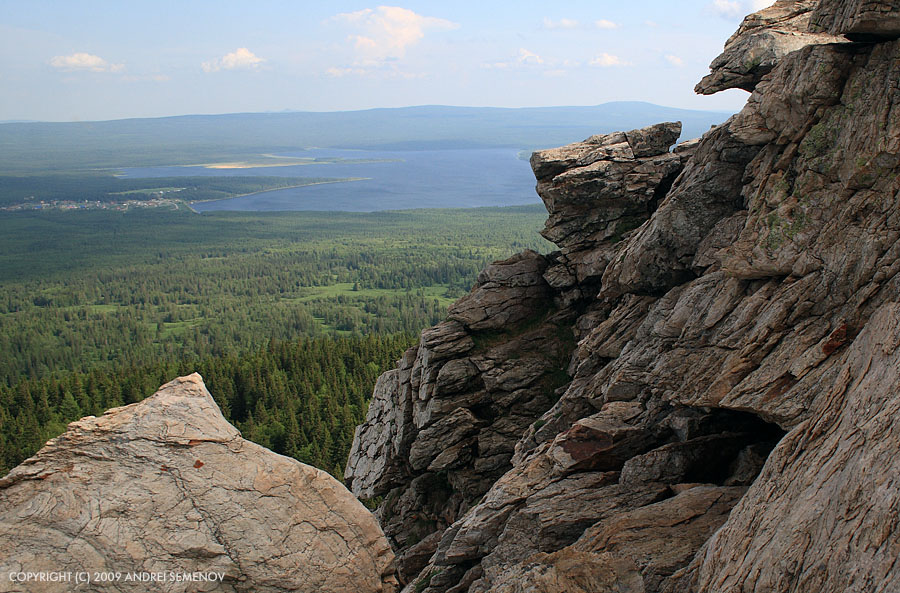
[346,1,900,591]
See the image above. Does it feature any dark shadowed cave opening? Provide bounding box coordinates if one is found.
[656,407,787,489]
[648,167,682,218]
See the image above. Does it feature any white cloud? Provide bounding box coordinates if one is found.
[518,48,544,65]
[49,52,123,73]
[334,6,458,65]
[590,53,627,67]
[595,19,620,30]
[710,0,744,18]
[665,54,684,67]
[202,48,264,73]
[542,18,579,30]
[710,0,775,19]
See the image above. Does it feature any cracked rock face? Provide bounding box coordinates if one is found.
[351,1,900,592]
[810,0,900,39]
[530,122,689,288]
[345,121,704,587]
[447,250,552,331]
[665,304,900,593]
[0,374,397,593]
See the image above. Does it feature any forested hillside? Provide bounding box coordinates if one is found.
[0,334,411,478]
[0,206,550,475]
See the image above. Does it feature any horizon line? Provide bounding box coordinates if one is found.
[0,100,738,126]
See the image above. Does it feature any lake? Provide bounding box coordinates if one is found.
[119,148,541,212]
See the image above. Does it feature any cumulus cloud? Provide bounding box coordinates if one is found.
[590,53,627,67]
[518,48,545,65]
[710,0,744,17]
[202,48,264,73]
[542,18,579,30]
[711,0,775,19]
[49,52,123,73]
[595,19,620,30]
[334,6,458,65]
[665,54,685,67]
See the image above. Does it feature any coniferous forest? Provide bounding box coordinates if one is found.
[0,206,550,476]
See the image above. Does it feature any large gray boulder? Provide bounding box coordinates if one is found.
[0,374,398,593]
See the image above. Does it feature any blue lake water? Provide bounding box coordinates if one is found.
[119,148,541,212]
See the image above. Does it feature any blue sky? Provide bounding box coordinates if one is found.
[0,0,773,121]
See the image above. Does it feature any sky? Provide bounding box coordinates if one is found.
[0,0,775,122]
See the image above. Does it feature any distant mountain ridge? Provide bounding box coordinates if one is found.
[0,102,730,173]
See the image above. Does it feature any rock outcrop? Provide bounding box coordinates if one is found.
[348,1,900,592]
[695,0,846,95]
[531,122,689,290]
[0,374,397,593]
[344,251,577,582]
[344,123,700,584]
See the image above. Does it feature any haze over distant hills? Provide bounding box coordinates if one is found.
[0,102,731,172]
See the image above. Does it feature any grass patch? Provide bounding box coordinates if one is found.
[288,282,457,308]
[158,319,203,339]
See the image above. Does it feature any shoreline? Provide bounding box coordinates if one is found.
[198,159,397,169]
[187,178,369,210]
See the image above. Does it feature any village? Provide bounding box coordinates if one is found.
[1,196,184,212]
